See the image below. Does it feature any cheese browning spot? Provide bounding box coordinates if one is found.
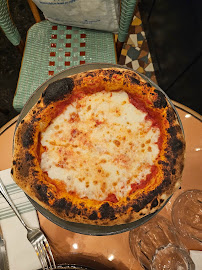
[41,91,161,201]
[113,140,120,147]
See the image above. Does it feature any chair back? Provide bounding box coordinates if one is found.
[0,0,137,54]
[0,0,21,45]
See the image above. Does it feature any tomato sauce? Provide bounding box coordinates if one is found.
[128,94,164,150]
[105,193,118,203]
[130,165,158,194]
[43,171,68,196]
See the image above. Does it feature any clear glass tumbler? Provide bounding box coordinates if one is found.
[171,189,202,244]
[129,215,195,270]
[151,244,195,270]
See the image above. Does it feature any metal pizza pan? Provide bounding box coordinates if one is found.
[13,63,183,236]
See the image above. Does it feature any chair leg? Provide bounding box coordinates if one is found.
[16,39,25,55]
[27,0,41,23]
[116,40,124,60]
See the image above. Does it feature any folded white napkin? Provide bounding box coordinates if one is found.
[0,169,41,270]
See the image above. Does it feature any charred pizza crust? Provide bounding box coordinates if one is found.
[12,68,185,226]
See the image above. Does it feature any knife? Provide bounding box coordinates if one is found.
[0,225,9,270]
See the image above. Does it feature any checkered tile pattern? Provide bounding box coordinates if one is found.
[119,8,157,84]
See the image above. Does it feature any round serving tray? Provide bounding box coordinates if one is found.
[13,63,183,236]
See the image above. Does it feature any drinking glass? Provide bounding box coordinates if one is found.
[129,215,195,270]
[171,189,202,244]
[151,245,195,270]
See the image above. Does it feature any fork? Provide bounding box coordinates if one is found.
[0,177,56,270]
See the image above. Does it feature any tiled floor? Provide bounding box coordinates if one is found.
[119,8,157,84]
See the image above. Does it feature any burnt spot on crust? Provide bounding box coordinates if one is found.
[132,178,171,213]
[21,120,24,124]
[25,152,34,162]
[166,107,176,123]
[158,160,169,166]
[11,168,13,175]
[162,176,171,186]
[34,117,41,122]
[65,202,73,216]
[89,211,98,220]
[146,82,151,88]
[167,126,178,137]
[121,205,128,213]
[102,69,122,81]
[32,171,38,177]
[132,203,142,212]
[15,152,35,177]
[84,71,96,78]
[35,184,52,204]
[151,198,158,209]
[172,169,176,175]
[21,123,34,148]
[16,160,31,177]
[167,126,181,137]
[165,154,176,166]
[153,89,167,109]
[128,75,141,85]
[53,198,68,212]
[71,206,81,216]
[163,168,170,179]
[99,202,116,220]
[169,137,184,155]
[164,121,185,181]
[42,78,74,105]
[112,70,122,76]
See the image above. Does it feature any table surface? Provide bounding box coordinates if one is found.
[0,104,202,270]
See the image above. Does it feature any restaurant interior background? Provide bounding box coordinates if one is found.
[0,0,201,128]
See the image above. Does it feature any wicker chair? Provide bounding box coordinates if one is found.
[0,0,137,112]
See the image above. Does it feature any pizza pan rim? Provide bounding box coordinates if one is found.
[13,63,181,235]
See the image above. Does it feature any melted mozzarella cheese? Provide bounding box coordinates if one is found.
[41,91,160,201]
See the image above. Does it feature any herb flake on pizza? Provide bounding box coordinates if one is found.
[12,68,185,226]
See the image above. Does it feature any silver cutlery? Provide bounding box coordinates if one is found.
[0,177,56,270]
[0,224,9,270]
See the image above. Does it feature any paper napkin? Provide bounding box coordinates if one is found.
[190,250,202,270]
[0,168,41,270]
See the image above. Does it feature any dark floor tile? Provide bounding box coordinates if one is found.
[127,47,140,60]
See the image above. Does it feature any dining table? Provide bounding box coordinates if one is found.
[0,101,201,270]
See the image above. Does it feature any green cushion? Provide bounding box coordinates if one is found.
[13,20,116,112]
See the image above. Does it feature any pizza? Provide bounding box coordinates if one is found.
[11,68,185,226]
